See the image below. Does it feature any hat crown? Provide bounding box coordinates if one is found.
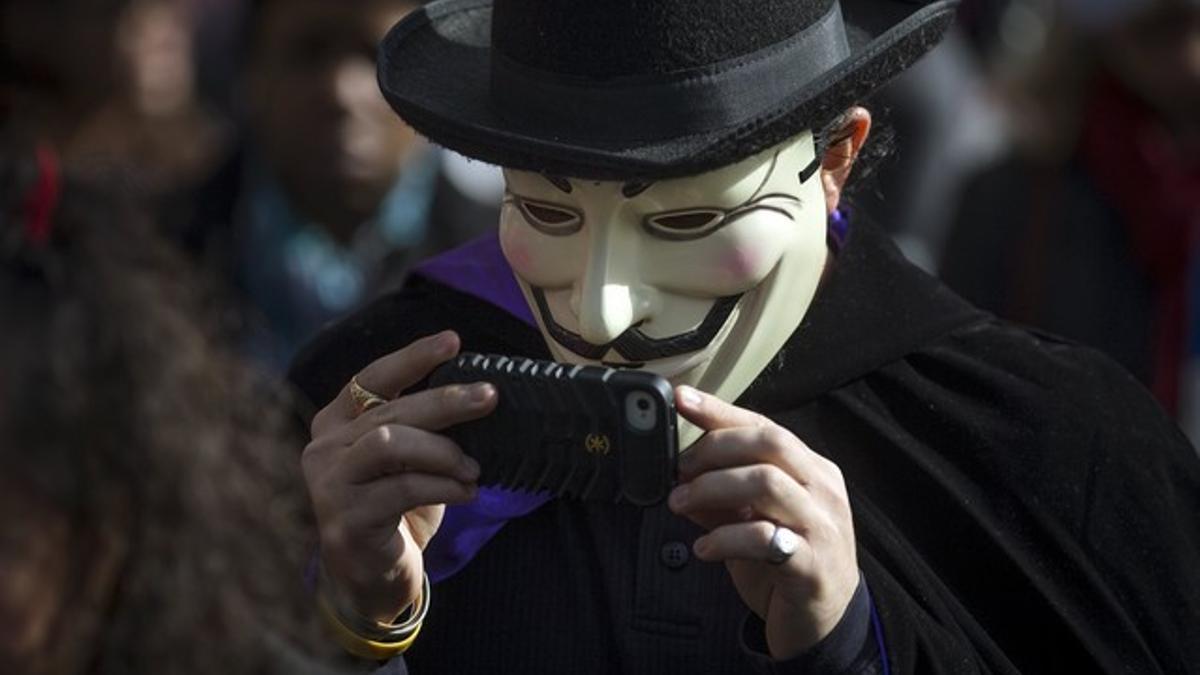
[377,0,959,179]
[491,0,837,79]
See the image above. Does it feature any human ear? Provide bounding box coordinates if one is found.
[820,107,872,215]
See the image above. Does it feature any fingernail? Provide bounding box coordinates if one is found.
[435,331,457,353]
[693,537,710,557]
[669,485,690,510]
[469,383,495,404]
[678,386,702,408]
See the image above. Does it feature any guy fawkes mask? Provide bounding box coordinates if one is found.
[499,131,829,446]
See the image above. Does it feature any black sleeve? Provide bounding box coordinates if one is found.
[740,575,881,674]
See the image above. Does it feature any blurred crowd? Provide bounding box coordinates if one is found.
[3,0,503,370]
[1,0,1197,671]
[861,0,1200,440]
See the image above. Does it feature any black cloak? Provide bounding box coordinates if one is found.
[291,220,1200,674]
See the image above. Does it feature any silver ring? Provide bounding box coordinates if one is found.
[767,525,800,565]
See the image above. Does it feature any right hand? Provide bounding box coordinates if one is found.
[302,331,497,623]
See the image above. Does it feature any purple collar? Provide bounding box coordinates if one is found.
[414,233,535,326]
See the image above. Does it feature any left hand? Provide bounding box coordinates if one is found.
[668,385,859,661]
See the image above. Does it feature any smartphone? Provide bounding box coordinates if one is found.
[428,353,678,506]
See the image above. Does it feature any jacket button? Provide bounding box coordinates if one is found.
[660,541,690,569]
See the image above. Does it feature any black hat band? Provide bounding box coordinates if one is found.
[489,1,851,143]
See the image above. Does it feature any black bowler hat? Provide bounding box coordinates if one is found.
[378,0,958,180]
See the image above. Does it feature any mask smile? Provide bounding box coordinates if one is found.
[531,288,744,363]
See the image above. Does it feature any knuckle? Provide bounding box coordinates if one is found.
[761,425,794,453]
[301,440,335,478]
[365,424,395,448]
[752,426,784,457]
[364,422,412,454]
[756,465,792,501]
[824,458,845,484]
[755,430,789,462]
[300,440,322,467]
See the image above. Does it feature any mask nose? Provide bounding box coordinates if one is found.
[571,228,656,346]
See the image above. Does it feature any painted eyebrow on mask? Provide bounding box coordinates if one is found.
[541,175,574,194]
[621,181,653,198]
[639,149,801,241]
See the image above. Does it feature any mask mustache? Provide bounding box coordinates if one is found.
[531,288,743,362]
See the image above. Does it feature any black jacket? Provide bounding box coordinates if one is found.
[291,220,1200,674]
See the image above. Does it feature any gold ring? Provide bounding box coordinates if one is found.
[348,376,388,418]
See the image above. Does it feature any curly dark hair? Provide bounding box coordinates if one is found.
[0,149,337,674]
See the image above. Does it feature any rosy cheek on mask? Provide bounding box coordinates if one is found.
[499,218,567,288]
[500,218,583,289]
[671,234,785,295]
[500,223,535,277]
[718,245,763,284]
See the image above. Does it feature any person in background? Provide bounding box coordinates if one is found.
[183,0,500,372]
[940,0,1200,440]
[0,148,336,674]
[69,0,232,199]
[853,0,1010,271]
[1,0,228,201]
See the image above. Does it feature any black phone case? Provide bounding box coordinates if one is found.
[428,353,678,506]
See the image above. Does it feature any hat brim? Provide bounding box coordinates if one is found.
[379,0,959,180]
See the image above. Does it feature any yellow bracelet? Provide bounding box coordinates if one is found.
[316,571,430,660]
[317,592,423,659]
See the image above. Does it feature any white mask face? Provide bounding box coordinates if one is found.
[499,131,828,447]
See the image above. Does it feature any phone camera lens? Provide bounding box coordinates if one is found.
[625,391,658,432]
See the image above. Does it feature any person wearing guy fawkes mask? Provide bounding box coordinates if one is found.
[288,0,1200,672]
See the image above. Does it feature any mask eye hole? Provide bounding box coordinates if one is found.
[515,198,583,236]
[643,209,726,241]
